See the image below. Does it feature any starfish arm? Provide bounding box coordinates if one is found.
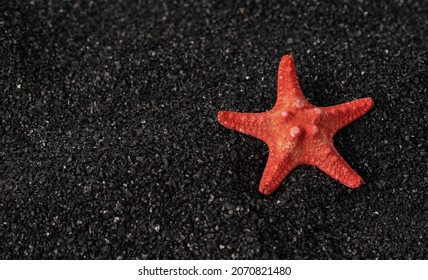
[259,148,297,195]
[275,55,307,107]
[217,111,269,141]
[324,97,374,132]
[312,146,364,188]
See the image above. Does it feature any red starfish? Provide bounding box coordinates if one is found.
[218,55,374,195]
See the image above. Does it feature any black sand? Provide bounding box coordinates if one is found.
[1,1,427,259]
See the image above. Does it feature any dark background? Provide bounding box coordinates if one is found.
[1,0,427,259]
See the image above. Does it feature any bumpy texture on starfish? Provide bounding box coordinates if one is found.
[218,55,374,195]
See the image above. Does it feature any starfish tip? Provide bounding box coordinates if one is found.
[259,184,275,195]
[351,177,364,188]
[341,175,364,189]
[281,53,294,60]
[280,54,295,66]
[217,111,227,124]
[367,97,375,108]
[359,97,375,111]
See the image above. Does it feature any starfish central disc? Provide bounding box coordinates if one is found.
[218,55,374,195]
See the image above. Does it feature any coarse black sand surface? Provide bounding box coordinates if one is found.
[1,0,427,259]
